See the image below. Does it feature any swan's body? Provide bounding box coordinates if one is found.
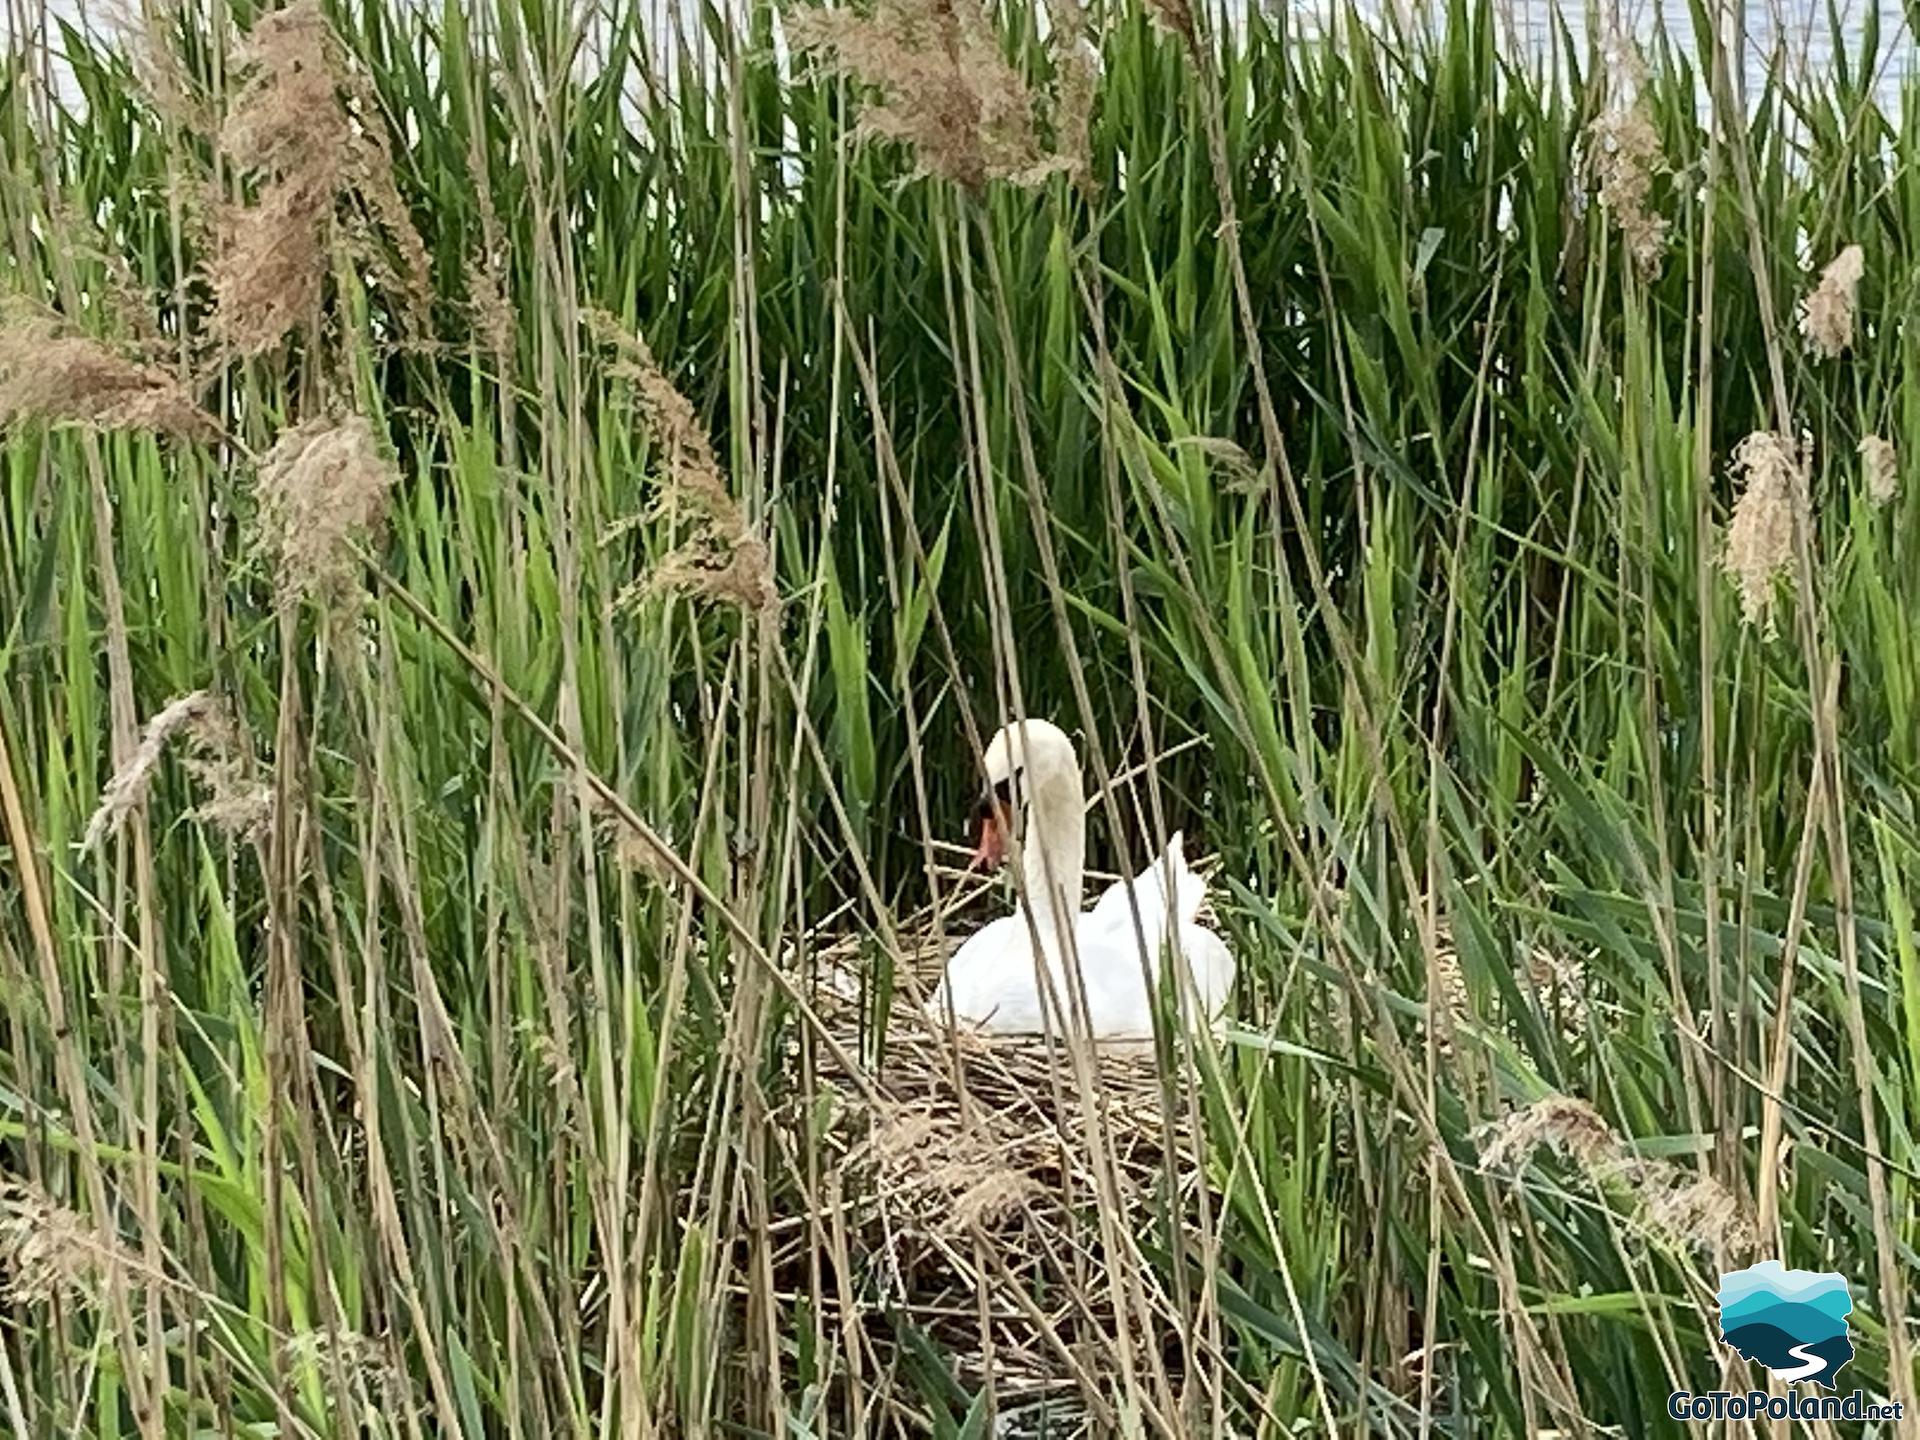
[929,720,1235,1040]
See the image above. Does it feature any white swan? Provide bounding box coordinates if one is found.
[929,719,1235,1039]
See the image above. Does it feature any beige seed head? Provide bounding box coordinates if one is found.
[647,536,780,614]
[0,1183,133,1307]
[1477,1094,1618,1172]
[213,0,430,354]
[591,312,777,613]
[1046,0,1097,187]
[1141,0,1195,42]
[1476,1096,1754,1259]
[788,0,1071,190]
[83,693,217,852]
[1627,1165,1758,1259]
[1720,431,1806,633]
[1800,244,1866,359]
[252,414,399,606]
[0,315,213,439]
[82,692,272,851]
[177,701,273,840]
[1586,100,1669,276]
[1859,435,1897,505]
[214,0,348,354]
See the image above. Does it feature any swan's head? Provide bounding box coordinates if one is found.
[970,718,1077,870]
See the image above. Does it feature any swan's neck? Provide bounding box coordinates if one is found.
[1017,764,1086,963]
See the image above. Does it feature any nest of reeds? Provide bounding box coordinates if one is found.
[779,896,1211,1428]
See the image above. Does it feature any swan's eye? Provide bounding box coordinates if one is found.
[976,773,1019,818]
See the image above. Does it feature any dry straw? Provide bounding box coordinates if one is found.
[82,691,272,851]
[797,921,1200,1401]
[1800,244,1865,358]
[868,1105,1037,1237]
[0,313,212,439]
[787,0,1073,189]
[1478,1095,1755,1258]
[251,414,400,606]
[1859,435,1898,506]
[1720,430,1806,633]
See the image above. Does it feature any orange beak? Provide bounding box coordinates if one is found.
[970,805,1009,871]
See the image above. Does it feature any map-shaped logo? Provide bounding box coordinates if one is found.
[1718,1261,1854,1389]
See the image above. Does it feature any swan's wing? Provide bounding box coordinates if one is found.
[1178,920,1236,1021]
[1084,832,1206,942]
[930,916,1055,1033]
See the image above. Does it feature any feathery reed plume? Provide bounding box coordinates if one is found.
[1141,0,1195,43]
[177,700,274,840]
[1046,0,1097,186]
[83,693,215,851]
[251,414,399,605]
[787,0,1070,189]
[82,691,273,851]
[1477,1094,1617,1171]
[1720,431,1806,633]
[214,0,430,354]
[1799,244,1865,358]
[0,1182,134,1306]
[0,313,212,438]
[213,0,347,354]
[338,68,435,342]
[589,792,673,882]
[1428,935,1468,1055]
[1478,1096,1755,1257]
[1585,53,1667,277]
[646,540,778,612]
[1522,943,1591,1038]
[466,250,516,363]
[590,312,777,612]
[1859,435,1898,506]
[115,0,214,130]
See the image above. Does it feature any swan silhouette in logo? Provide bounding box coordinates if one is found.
[1718,1261,1854,1389]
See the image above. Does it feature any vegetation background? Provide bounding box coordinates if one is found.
[1,0,1917,1433]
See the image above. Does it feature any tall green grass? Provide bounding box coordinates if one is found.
[1,0,1916,1433]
